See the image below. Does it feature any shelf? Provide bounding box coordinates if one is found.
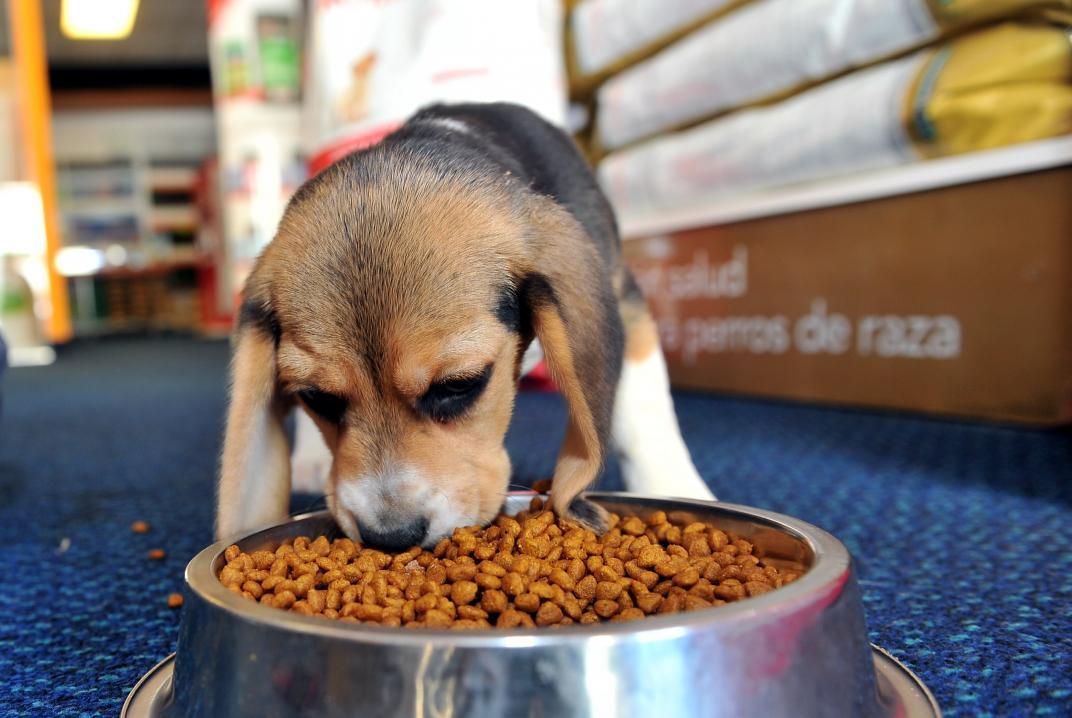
[618,136,1072,239]
[92,257,210,279]
[58,254,211,280]
[61,201,140,217]
[149,208,197,230]
[148,166,198,188]
[50,106,219,339]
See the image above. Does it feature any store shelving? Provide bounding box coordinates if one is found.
[50,107,220,336]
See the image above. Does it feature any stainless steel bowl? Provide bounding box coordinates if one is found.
[124,493,940,718]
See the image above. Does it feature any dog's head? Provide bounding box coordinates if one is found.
[219,141,622,548]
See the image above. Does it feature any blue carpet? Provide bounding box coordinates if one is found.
[1,336,1069,716]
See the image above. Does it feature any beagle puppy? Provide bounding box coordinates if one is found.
[217,102,714,549]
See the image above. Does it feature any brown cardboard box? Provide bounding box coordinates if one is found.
[622,167,1072,425]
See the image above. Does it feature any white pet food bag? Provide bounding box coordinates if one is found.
[598,53,924,221]
[595,0,1068,150]
[570,0,742,78]
[304,0,567,173]
[598,19,1072,223]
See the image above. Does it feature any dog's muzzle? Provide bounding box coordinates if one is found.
[357,515,429,552]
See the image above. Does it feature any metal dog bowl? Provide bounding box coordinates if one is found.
[124,493,939,717]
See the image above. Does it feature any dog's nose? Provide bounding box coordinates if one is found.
[359,516,429,551]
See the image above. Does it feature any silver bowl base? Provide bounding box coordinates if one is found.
[123,644,940,718]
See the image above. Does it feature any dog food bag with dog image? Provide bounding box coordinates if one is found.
[303,0,568,174]
[594,0,1071,150]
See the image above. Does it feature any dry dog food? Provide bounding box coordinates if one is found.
[218,498,802,629]
[148,549,167,560]
[167,593,184,608]
[131,521,150,534]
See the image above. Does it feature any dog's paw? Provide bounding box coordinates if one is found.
[563,496,609,533]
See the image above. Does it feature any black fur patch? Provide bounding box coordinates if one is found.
[620,269,645,302]
[567,497,609,533]
[496,273,558,343]
[297,388,348,425]
[520,273,557,310]
[493,283,521,334]
[238,298,281,346]
[519,273,556,341]
[406,103,621,264]
[416,364,493,423]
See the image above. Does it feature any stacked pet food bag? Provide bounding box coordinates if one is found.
[568,0,1072,423]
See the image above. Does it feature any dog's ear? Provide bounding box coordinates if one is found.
[519,197,624,531]
[216,285,292,540]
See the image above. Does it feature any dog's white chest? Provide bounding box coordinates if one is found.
[519,340,543,377]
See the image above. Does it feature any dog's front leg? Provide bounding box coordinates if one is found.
[291,409,331,494]
[612,293,715,501]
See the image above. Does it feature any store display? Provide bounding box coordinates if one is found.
[907,22,1072,158]
[595,0,1070,150]
[50,109,219,335]
[599,23,1072,220]
[303,0,567,173]
[208,0,302,104]
[622,165,1072,424]
[0,258,41,352]
[568,0,748,92]
[208,0,305,298]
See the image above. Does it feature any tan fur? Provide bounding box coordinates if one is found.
[217,328,292,539]
[220,160,525,540]
[532,305,602,517]
[517,197,622,523]
[622,304,661,362]
[219,144,628,543]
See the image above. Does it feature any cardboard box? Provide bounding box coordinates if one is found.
[622,166,1072,424]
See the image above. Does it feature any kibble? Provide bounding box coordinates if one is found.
[131,521,150,534]
[218,499,802,628]
[167,593,183,608]
[148,549,166,560]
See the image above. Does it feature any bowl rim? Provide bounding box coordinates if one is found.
[185,492,852,648]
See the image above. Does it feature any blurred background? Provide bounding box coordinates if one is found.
[0,1,1070,716]
[0,0,1069,424]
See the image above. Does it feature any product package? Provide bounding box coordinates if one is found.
[595,0,1071,150]
[599,23,1072,221]
[207,0,306,296]
[567,0,749,94]
[303,0,567,174]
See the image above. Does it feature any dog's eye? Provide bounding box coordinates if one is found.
[418,365,492,422]
[297,389,347,424]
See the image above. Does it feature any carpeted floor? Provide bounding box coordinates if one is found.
[1,336,1070,717]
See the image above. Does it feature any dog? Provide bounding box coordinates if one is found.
[217,102,714,549]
